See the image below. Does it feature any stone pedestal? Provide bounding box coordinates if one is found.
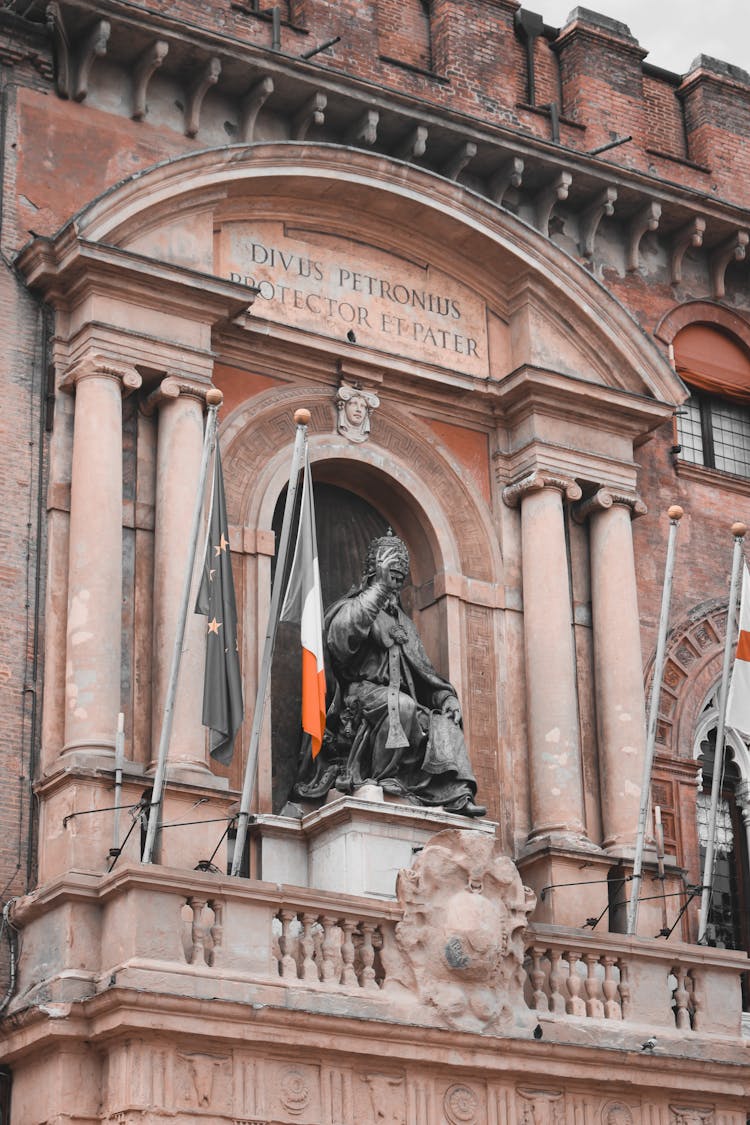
[517,842,611,929]
[258,789,497,899]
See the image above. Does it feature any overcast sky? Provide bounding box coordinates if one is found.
[536,1,749,76]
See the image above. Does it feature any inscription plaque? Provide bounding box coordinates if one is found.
[218,221,489,376]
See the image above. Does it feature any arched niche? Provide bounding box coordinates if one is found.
[219,384,504,815]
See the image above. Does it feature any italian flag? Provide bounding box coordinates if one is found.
[726,563,750,736]
[280,445,326,757]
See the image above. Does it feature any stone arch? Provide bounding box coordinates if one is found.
[48,142,684,404]
[220,382,502,588]
[654,300,750,352]
[645,598,729,759]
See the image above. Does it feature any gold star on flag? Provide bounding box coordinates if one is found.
[209,568,216,582]
[207,617,222,635]
[213,533,229,556]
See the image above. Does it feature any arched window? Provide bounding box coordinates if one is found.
[693,692,750,1006]
[674,324,750,477]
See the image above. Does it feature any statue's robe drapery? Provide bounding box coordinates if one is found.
[292,581,479,811]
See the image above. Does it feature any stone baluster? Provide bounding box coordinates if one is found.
[280,909,298,980]
[146,376,215,779]
[359,923,379,991]
[548,949,566,1013]
[688,970,702,1031]
[504,472,587,840]
[583,953,604,1018]
[672,965,692,1029]
[301,913,319,982]
[601,954,622,1019]
[188,896,207,965]
[574,489,649,852]
[618,960,631,1019]
[61,353,141,760]
[209,899,223,966]
[321,916,339,983]
[528,945,549,1010]
[565,950,587,1016]
[340,920,358,987]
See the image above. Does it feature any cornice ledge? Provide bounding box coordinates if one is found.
[488,366,675,432]
[17,235,258,324]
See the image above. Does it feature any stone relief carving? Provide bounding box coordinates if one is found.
[335,381,380,442]
[363,1072,407,1124]
[669,1109,715,1125]
[443,1083,481,1124]
[381,829,536,1033]
[602,1103,634,1124]
[517,1086,565,1125]
[279,1068,312,1115]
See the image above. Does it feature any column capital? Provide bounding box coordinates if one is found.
[60,352,141,396]
[572,488,648,524]
[502,470,582,509]
[142,375,223,416]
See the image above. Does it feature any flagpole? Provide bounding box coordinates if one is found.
[626,504,683,936]
[231,408,309,877]
[698,520,746,942]
[142,389,223,865]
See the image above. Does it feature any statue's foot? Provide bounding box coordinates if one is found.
[461,801,487,818]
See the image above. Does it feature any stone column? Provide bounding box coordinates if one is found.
[148,377,212,779]
[62,354,141,759]
[504,472,587,841]
[575,489,648,852]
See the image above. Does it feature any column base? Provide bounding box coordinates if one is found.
[517,840,613,929]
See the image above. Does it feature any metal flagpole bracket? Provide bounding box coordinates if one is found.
[231,408,310,877]
[626,504,683,935]
[141,388,223,865]
[697,520,747,941]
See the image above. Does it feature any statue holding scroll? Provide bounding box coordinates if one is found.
[292,533,485,817]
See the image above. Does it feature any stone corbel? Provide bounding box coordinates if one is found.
[626,201,661,271]
[502,470,582,508]
[572,487,647,524]
[60,353,141,396]
[442,141,477,181]
[347,109,379,147]
[74,17,110,102]
[394,124,428,162]
[141,376,221,416]
[671,216,706,284]
[132,40,169,121]
[488,156,524,205]
[239,75,274,142]
[710,230,749,300]
[185,57,221,138]
[46,3,110,102]
[292,91,327,140]
[534,171,572,235]
[578,186,617,258]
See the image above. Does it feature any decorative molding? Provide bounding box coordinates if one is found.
[579,186,617,258]
[142,375,220,415]
[503,470,582,508]
[572,487,646,523]
[442,141,477,181]
[45,3,110,101]
[627,201,661,271]
[534,171,572,234]
[394,124,429,162]
[292,91,327,141]
[709,230,749,299]
[132,40,168,121]
[185,57,221,138]
[347,108,379,146]
[60,352,141,395]
[671,216,706,284]
[488,156,524,204]
[239,76,274,143]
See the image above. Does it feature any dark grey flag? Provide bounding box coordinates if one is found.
[195,444,244,765]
